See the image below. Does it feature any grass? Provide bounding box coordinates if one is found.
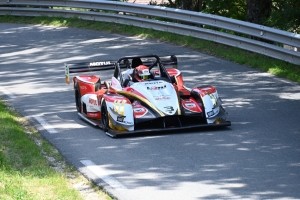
[0,99,111,200]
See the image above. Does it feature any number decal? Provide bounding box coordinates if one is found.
[113,100,126,115]
[164,106,174,114]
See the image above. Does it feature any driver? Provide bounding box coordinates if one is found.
[134,65,151,82]
[122,65,151,87]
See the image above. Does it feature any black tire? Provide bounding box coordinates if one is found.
[94,80,101,92]
[74,82,82,112]
[101,100,109,132]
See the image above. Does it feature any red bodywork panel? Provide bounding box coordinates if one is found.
[132,101,147,118]
[192,85,217,97]
[166,68,190,96]
[73,75,101,96]
[181,98,202,113]
[73,75,109,120]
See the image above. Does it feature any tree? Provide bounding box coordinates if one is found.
[156,0,299,32]
[181,0,203,12]
[203,0,246,21]
[268,0,300,32]
[246,0,272,25]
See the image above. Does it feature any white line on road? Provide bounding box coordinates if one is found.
[80,160,127,190]
[0,88,16,99]
[0,89,58,134]
[33,115,58,134]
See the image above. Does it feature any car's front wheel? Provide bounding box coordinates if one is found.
[101,100,109,132]
[74,82,82,112]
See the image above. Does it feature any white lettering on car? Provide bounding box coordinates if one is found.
[185,103,196,107]
[89,61,111,66]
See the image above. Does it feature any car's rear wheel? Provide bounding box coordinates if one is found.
[101,100,109,132]
[74,82,82,112]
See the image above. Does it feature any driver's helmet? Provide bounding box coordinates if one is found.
[135,65,150,81]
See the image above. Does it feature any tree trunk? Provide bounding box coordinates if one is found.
[246,0,272,25]
[182,0,203,12]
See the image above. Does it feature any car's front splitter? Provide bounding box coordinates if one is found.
[106,120,231,138]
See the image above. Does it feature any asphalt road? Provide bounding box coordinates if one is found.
[1,23,300,200]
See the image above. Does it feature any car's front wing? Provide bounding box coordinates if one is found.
[106,119,231,138]
[78,110,231,138]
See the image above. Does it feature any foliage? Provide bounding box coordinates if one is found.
[151,0,299,32]
[203,0,247,21]
[267,0,300,32]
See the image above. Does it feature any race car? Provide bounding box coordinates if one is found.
[65,54,231,137]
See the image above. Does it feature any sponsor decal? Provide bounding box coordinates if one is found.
[185,103,196,107]
[117,115,126,122]
[155,96,170,100]
[141,69,149,74]
[145,81,163,85]
[122,121,134,125]
[89,98,97,106]
[87,112,100,118]
[109,95,125,99]
[65,64,70,84]
[147,85,166,90]
[207,106,219,118]
[80,86,87,90]
[124,121,133,125]
[89,61,111,66]
[133,107,148,118]
[116,115,133,125]
[134,108,145,112]
[207,109,216,117]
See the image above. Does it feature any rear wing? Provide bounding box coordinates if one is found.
[65,55,178,84]
[64,60,121,84]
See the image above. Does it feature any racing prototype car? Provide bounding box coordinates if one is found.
[65,54,230,137]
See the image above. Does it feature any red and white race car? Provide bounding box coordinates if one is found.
[65,54,230,137]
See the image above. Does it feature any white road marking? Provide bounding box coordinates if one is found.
[0,88,16,99]
[0,89,58,134]
[33,115,58,134]
[80,160,127,190]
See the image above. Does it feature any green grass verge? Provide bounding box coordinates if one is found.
[0,15,299,84]
[0,99,111,200]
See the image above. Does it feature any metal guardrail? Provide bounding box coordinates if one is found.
[1,0,300,65]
